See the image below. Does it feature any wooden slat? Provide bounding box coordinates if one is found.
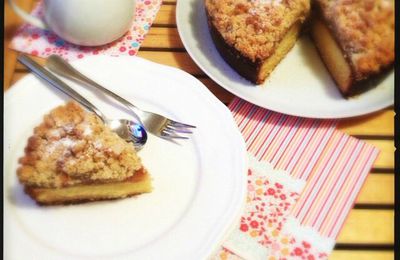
[337,109,394,137]
[364,140,394,169]
[138,51,202,74]
[141,27,184,49]
[9,72,29,86]
[4,0,35,92]
[14,55,46,69]
[337,209,394,244]
[198,78,235,104]
[356,174,394,205]
[13,51,203,74]
[153,4,176,26]
[330,250,394,260]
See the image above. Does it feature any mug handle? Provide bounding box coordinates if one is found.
[8,0,47,29]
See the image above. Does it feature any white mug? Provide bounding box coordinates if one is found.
[9,0,136,46]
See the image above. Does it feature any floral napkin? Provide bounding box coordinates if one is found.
[10,0,162,60]
[214,98,379,260]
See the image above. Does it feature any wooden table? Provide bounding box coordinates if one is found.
[4,1,394,259]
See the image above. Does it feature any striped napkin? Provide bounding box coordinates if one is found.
[10,0,162,60]
[215,98,379,260]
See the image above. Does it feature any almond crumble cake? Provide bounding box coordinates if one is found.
[17,101,152,205]
[205,0,311,84]
[311,0,394,96]
[205,0,394,97]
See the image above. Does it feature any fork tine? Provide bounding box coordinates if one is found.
[162,135,189,140]
[167,120,196,129]
[161,129,190,139]
[167,128,193,135]
[161,132,189,140]
[165,124,193,134]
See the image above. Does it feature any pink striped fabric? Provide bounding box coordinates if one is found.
[291,133,379,238]
[229,98,379,239]
[229,98,338,181]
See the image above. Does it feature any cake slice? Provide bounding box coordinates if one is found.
[205,0,310,84]
[17,101,152,205]
[311,0,394,96]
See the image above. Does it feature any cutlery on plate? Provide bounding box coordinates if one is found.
[46,54,196,140]
[18,54,148,150]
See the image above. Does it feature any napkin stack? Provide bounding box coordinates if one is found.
[215,98,379,260]
[10,0,162,60]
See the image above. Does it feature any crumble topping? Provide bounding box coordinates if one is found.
[253,0,283,6]
[17,101,143,188]
[315,0,394,79]
[205,0,310,61]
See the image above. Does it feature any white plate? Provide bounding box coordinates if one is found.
[176,0,394,119]
[4,56,247,259]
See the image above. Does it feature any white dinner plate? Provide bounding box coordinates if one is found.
[4,56,247,259]
[176,0,394,119]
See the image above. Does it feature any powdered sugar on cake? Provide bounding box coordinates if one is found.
[252,0,283,6]
[82,123,93,136]
[44,137,77,155]
[17,101,143,188]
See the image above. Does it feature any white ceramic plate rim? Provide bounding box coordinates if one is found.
[176,0,394,119]
[4,55,248,260]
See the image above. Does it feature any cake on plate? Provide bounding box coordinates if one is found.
[205,0,394,97]
[311,0,394,96]
[17,101,152,205]
[205,0,311,84]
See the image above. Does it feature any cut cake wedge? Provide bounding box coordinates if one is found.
[17,101,152,205]
[205,0,310,84]
[311,0,394,96]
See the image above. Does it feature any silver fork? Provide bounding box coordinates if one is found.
[46,55,196,140]
[18,54,148,150]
